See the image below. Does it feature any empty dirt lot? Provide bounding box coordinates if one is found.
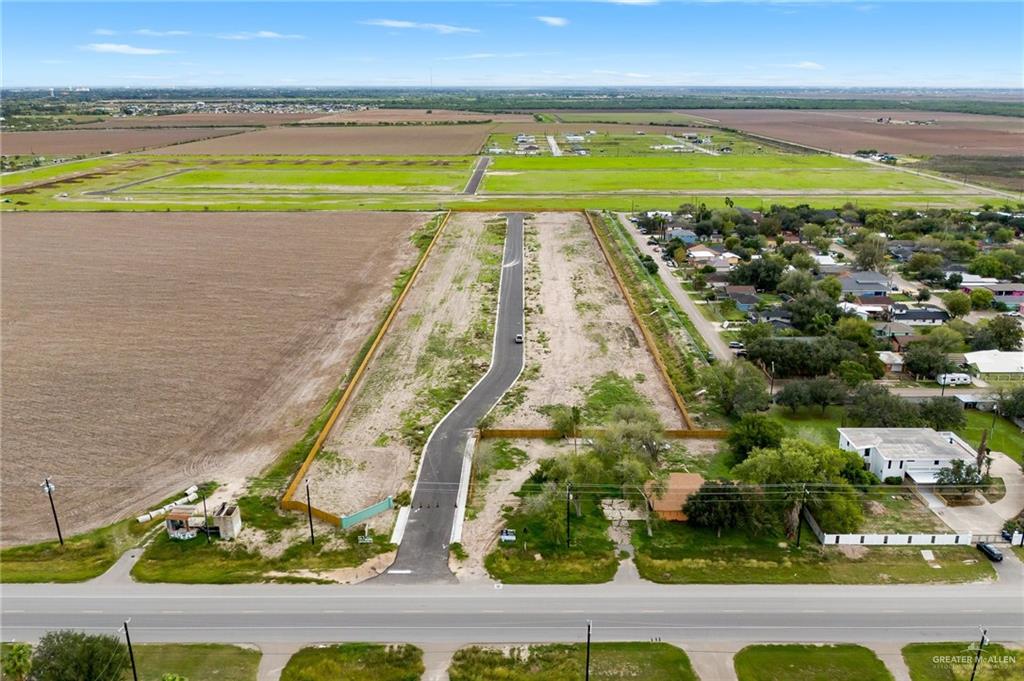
[686,109,1024,156]
[0,128,249,155]
[303,108,533,124]
[151,124,492,155]
[494,212,683,429]
[301,212,503,524]
[0,211,429,545]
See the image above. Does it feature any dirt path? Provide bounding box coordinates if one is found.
[494,212,683,428]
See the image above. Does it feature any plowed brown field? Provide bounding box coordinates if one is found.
[79,113,321,127]
[303,108,532,124]
[685,109,1024,156]
[0,211,430,545]
[151,124,491,155]
[0,128,249,155]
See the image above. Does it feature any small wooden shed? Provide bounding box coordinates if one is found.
[645,473,705,522]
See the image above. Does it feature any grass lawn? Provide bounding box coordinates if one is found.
[485,492,618,584]
[769,405,845,445]
[0,517,159,583]
[131,644,260,681]
[632,522,994,584]
[281,643,423,681]
[902,642,1024,680]
[734,644,893,681]
[449,643,698,681]
[859,492,951,534]
[957,411,1024,465]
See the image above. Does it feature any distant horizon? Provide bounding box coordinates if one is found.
[3,1,1021,89]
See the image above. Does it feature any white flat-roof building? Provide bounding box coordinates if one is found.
[838,428,976,484]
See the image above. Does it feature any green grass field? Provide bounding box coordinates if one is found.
[449,643,698,681]
[902,642,1023,681]
[734,644,894,681]
[632,521,994,584]
[281,643,423,681]
[131,644,261,681]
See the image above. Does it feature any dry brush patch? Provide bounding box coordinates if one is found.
[301,212,506,525]
[302,108,533,124]
[0,211,428,545]
[492,212,683,429]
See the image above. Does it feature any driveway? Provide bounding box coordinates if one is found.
[928,453,1024,535]
[616,213,732,362]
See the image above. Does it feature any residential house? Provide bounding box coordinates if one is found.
[892,304,949,326]
[837,428,976,484]
[645,473,705,522]
[730,292,760,312]
[995,297,1023,312]
[963,350,1024,385]
[687,244,719,264]
[666,227,699,245]
[812,253,838,267]
[757,306,795,330]
[840,271,891,298]
[963,282,1024,298]
[892,334,929,352]
[872,320,914,340]
[877,350,905,373]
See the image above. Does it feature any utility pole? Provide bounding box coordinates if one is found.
[795,483,808,548]
[566,482,573,548]
[201,492,211,544]
[306,483,315,546]
[769,361,776,396]
[123,619,139,681]
[970,628,988,681]
[40,477,63,546]
[585,620,593,681]
[571,405,580,457]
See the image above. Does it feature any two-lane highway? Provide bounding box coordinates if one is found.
[383,212,526,582]
[2,581,1022,645]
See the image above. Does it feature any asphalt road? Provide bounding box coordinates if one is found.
[462,156,490,195]
[382,213,525,582]
[2,580,1021,645]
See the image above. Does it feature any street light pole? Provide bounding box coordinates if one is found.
[123,619,139,681]
[41,477,63,546]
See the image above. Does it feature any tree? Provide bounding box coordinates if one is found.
[777,269,814,297]
[834,317,875,349]
[847,384,924,427]
[904,343,954,379]
[786,290,840,334]
[906,252,944,279]
[805,377,847,414]
[729,256,785,292]
[816,275,842,301]
[936,460,983,502]
[918,397,967,431]
[970,287,995,310]
[998,386,1024,420]
[733,439,863,540]
[986,316,1024,351]
[1,642,31,681]
[727,413,785,463]
[923,326,964,353]
[854,233,889,272]
[944,291,971,318]
[683,480,751,538]
[30,630,129,681]
[700,360,770,416]
[837,359,873,388]
[775,380,810,413]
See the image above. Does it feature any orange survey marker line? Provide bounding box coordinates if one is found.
[281,210,453,513]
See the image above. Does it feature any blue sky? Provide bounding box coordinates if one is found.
[3,1,1022,88]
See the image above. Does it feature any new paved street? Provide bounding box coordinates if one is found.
[383,212,525,582]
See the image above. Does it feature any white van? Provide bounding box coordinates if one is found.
[936,373,972,386]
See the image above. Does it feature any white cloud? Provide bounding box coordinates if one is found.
[788,61,825,70]
[93,28,117,36]
[134,29,191,37]
[360,19,479,34]
[217,30,304,40]
[81,43,174,55]
[536,16,570,27]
